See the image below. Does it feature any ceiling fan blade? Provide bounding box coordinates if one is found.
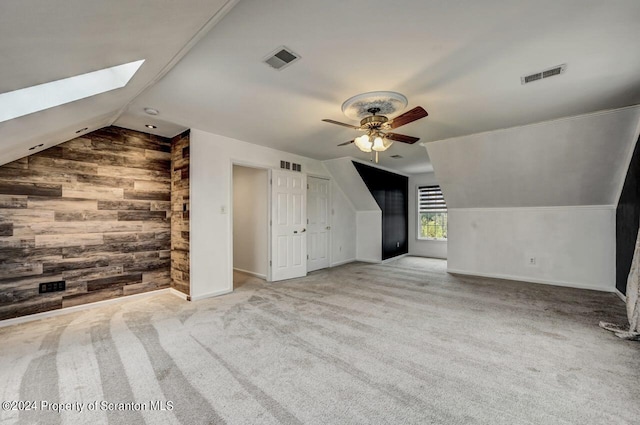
[385,133,420,144]
[337,140,355,146]
[387,106,428,129]
[322,119,360,130]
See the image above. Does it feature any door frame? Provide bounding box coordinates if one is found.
[230,160,273,284]
[307,174,332,269]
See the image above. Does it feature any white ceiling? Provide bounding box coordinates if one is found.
[3,0,640,174]
[119,0,640,174]
[427,106,640,208]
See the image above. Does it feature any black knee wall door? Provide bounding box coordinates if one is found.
[353,162,408,260]
[617,135,640,295]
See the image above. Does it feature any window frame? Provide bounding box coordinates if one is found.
[416,185,448,241]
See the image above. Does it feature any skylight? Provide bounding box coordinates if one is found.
[0,59,145,123]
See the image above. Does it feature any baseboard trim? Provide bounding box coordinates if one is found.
[169,288,189,301]
[614,289,626,302]
[0,288,172,328]
[190,288,233,301]
[447,268,615,293]
[356,258,382,264]
[233,268,266,280]
[330,258,356,267]
[409,254,447,260]
[382,253,410,264]
[448,205,616,213]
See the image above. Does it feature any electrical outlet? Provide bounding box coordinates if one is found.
[396,241,400,248]
[39,281,66,294]
[528,257,536,266]
[220,205,227,214]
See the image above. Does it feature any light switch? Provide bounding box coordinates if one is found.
[220,205,227,214]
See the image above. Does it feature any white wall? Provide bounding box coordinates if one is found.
[356,211,382,263]
[233,165,268,278]
[423,106,640,292]
[323,157,382,263]
[408,172,447,259]
[329,179,357,266]
[190,129,357,300]
[447,207,615,291]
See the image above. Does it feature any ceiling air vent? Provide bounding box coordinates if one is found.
[390,155,403,159]
[521,64,566,85]
[263,46,301,71]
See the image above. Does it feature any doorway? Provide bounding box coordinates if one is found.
[232,165,269,288]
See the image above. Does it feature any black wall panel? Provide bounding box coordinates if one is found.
[353,162,408,260]
[616,135,640,295]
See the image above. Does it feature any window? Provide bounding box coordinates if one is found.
[0,59,145,123]
[417,185,447,240]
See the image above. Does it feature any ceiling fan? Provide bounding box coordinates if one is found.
[322,91,428,163]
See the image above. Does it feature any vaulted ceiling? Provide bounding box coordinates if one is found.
[2,0,640,174]
[0,0,237,165]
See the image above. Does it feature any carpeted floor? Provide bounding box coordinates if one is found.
[1,257,639,424]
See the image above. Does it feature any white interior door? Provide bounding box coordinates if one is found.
[271,169,307,281]
[307,176,330,272]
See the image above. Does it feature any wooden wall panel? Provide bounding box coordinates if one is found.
[171,131,190,296]
[0,127,171,320]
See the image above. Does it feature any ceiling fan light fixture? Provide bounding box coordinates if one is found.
[354,134,372,152]
[324,92,427,162]
[372,136,386,152]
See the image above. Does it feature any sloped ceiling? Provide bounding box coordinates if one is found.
[322,158,380,212]
[117,0,640,174]
[426,106,640,208]
[3,1,640,175]
[0,0,238,166]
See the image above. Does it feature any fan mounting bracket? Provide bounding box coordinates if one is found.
[341,91,408,120]
[360,115,388,129]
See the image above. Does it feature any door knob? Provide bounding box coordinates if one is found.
[301,228,306,233]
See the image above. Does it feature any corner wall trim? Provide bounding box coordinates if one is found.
[170,288,189,301]
[614,289,626,302]
[330,258,356,267]
[233,268,266,280]
[447,268,615,293]
[0,288,175,329]
[189,288,233,302]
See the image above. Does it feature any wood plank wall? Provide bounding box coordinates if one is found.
[0,127,172,320]
[170,131,190,296]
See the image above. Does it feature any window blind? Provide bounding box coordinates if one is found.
[418,185,447,213]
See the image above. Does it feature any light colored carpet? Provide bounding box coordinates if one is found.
[1,257,639,424]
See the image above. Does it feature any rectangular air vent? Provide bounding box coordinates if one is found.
[280,161,302,171]
[521,64,566,85]
[264,46,301,71]
[390,155,403,159]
